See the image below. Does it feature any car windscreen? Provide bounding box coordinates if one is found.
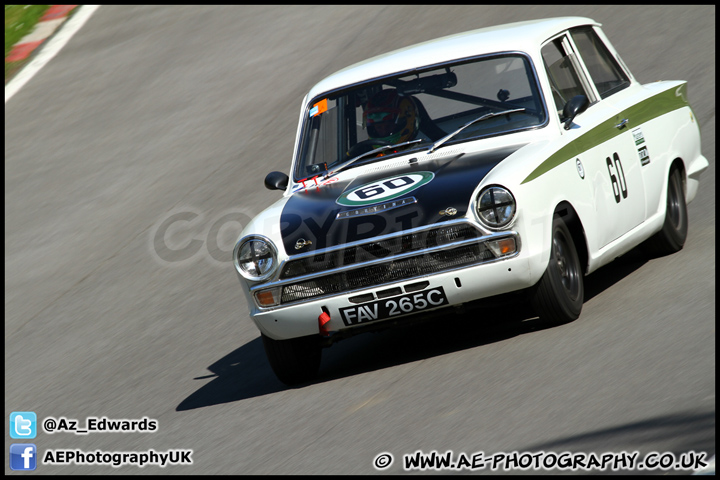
[294,54,547,181]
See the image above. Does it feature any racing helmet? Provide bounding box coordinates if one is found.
[363,89,420,144]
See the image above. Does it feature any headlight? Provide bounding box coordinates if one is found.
[234,235,278,281]
[476,185,516,229]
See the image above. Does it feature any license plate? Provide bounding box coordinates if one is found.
[339,287,448,326]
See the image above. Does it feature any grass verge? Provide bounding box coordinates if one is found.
[5,5,51,82]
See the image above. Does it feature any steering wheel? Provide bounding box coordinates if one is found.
[347,139,392,159]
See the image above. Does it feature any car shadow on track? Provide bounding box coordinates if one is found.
[176,337,281,410]
[582,244,650,302]
[176,300,547,411]
[177,245,651,411]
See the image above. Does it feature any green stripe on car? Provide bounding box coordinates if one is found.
[521,85,689,184]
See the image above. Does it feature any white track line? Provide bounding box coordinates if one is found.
[5,5,101,104]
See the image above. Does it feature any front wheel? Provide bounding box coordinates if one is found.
[531,216,584,325]
[261,333,322,386]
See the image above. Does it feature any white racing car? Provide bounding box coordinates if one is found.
[233,17,708,385]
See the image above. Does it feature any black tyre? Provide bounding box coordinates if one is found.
[645,167,687,255]
[261,333,321,386]
[531,216,584,325]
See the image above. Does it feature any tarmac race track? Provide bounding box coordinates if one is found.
[5,5,714,475]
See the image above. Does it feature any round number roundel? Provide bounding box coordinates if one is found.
[336,172,434,206]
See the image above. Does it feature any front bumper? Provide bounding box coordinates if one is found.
[250,248,541,340]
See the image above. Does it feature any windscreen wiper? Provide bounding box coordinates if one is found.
[323,139,423,179]
[426,108,526,154]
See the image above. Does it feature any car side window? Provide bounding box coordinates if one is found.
[570,27,630,99]
[541,38,586,115]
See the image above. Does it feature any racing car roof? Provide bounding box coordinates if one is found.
[306,16,600,101]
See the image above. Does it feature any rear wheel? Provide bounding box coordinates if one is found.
[261,333,321,386]
[531,216,584,325]
[646,167,687,255]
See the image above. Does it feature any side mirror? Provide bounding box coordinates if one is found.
[562,95,590,130]
[264,171,288,191]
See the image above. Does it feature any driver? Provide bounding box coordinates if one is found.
[363,89,420,148]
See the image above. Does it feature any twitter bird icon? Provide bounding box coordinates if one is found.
[10,412,37,439]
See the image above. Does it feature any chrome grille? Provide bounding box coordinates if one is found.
[280,242,495,304]
[280,223,481,279]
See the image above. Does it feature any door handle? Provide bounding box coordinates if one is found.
[615,118,629,129]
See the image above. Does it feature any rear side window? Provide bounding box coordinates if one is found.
[571,27,630,98]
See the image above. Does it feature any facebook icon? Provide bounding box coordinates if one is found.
[10,444,37,471]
